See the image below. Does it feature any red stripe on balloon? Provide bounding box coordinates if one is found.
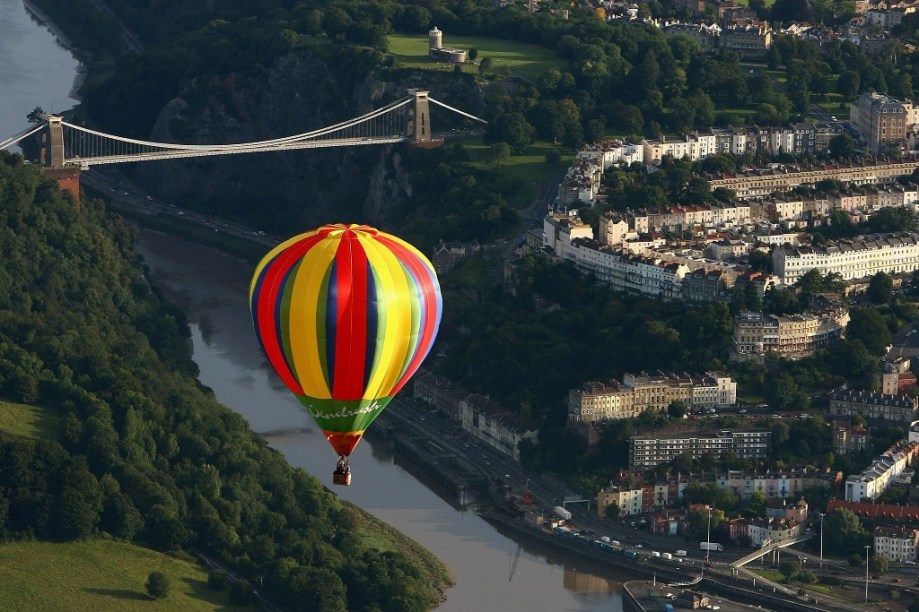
[332,230,369,400]
[376,236,440,395]
[256,232,328,395]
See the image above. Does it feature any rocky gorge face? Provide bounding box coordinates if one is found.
[135,50,484,233]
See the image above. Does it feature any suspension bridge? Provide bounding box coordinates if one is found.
[0,90,485,198]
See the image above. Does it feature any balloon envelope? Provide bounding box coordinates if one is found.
[249,224,442,457]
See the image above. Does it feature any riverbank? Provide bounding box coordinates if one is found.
[22,0,88,102]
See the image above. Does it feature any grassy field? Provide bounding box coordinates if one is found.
[0,399,59,440]
[387,33,566,82]
[460,138,573,203]
[0,540,251,610]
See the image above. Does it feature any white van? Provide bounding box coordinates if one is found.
[675,550,687,557]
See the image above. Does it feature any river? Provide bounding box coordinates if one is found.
[1,2,632,609]
[0,0,81,145]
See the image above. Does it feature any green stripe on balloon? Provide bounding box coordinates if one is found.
[296,396,391,433]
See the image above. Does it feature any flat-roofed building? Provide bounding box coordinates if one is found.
[629,428,771,469]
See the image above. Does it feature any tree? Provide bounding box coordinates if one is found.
[829,133,855,159]
[837,70,861,101]
[618,105,644,137]
[746,490,767,518]
[486,112,534,154]
[230,579,254,604]
[26,107,45,124]
[208,570,228,591]
[870,554,889,575]
[146,571,170,599]
[825,509,870,555]
[868,271,893,304]
[779,560,798,577]
[667,400,688,419]
[847,308,892,355]
[468,48,478,61]
[489,143,511,168]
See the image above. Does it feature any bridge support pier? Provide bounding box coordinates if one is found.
[407,89,443,148]
[41,115,80,206]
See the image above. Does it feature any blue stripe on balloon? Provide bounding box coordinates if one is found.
[325,258,338,389]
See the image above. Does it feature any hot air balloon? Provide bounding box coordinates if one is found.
[249,224,442,486]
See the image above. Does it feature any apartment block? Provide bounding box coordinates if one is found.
[708,161,919,200]
[412,370,538,462]
[732,307,849,361]
[874,526,919,563]
[844,440,919,501]
[829,390,919,427]
[568,371,737,424]
[716,467,841,501]
[850,92,912,154]
[833,419,871,456]
[772,233,919,284]
[719,21,771,58]
[629,428,770,469]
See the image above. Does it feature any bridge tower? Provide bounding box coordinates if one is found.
[407,90,443,148]
[40,115,81,205]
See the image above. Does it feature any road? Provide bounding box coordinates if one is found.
[488,167,565,284]
[81,168,280,248]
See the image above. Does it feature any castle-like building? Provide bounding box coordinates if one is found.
[427,27,467,63]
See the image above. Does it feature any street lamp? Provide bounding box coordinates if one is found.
[819,512,825,568]
[865,545,871,602]
[706,507,713,564]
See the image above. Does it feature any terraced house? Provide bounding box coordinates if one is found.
[772,233,919,283]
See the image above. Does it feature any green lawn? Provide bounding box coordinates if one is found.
[387,33,566,82]
[0,540,252,610]
[0,399,59,440]
[461,138,572,193]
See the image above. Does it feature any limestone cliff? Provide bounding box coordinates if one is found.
[136,50,484,232]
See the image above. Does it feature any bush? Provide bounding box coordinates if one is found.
[207,570,227,591]
[145,571,169,599]
[230,579,253,604]
[791,569,817,584]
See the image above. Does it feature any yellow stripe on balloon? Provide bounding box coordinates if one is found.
[358,233,413,401]
[288,235,339,399]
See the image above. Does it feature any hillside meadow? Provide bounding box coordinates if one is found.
[0,540,251,610]
[0,399,59,440]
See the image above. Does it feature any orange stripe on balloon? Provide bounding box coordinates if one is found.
[324,430,365,457]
